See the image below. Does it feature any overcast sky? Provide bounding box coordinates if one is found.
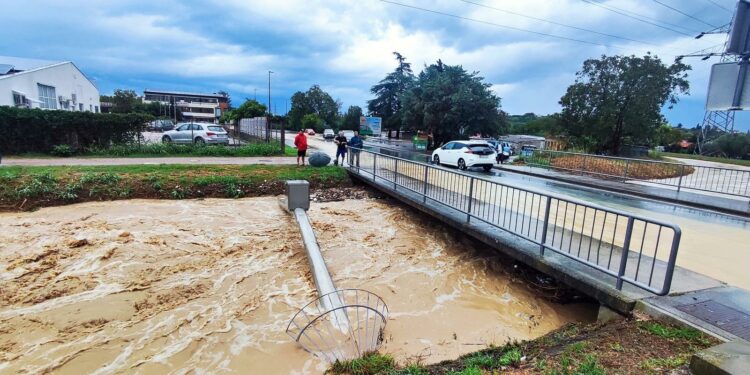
[2,0,747,130]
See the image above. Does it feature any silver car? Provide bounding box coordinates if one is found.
[162,123,229,145]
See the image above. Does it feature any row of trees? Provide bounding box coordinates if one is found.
[368,53,507,145]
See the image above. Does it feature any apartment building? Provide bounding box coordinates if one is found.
[142,89,228,123]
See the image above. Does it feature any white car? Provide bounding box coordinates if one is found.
[162,123,229,145]
[342,130,355,141]
[431,140,496,172]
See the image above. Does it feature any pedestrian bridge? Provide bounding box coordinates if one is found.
[345,149,722,312]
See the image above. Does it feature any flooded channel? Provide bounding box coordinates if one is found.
[0,197,594,374]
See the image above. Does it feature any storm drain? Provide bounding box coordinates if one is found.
[676,300,750,341]
[281,180,388,362]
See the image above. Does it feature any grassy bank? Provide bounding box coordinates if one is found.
[327,317,718,375]
[0,164,349,211]
[516,154,695,180]
[657,152,750,167]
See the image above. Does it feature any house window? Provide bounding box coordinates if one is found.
[37,84,57,109]
[89,104,93,112]
[79,103,84,111]
[12,92,27,107]
[95,105,99,113]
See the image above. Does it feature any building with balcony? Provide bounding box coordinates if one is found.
[142,89,228,123]
[0,55,100,112]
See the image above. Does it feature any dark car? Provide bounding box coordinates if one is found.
[147,119,175,132]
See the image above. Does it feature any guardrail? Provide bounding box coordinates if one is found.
[523,150,750,198]
[347,148,682,295]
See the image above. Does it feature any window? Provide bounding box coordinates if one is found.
[79,103,84,111]
[90,104,93,112]
[177,124,190,131]
[37,84,57,109]
[95,106,99,113]
[12,92,27,107]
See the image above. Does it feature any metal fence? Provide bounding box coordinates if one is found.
[237,117,283,142]
[524,150,750,198]
[347,148,682,296]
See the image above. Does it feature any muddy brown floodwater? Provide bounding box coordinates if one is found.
[0,197,595,374]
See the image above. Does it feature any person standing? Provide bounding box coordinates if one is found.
[294,129,308,166]
[334,131,348,166]
[348,131,363,167]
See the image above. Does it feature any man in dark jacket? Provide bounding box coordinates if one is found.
[334,131,348,166]
[348,131,363,167]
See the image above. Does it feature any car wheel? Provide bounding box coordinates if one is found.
[194,137,205,145]
[483,165,492,172]
[458,158,467,170]
[433,155,440,165]
[162,136,172,143]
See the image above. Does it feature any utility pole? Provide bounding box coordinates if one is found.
[254,88,257,101]
[267,70,274,142]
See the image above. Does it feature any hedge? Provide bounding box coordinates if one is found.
[0,106,152,154]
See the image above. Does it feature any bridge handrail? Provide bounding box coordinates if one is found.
[346,147,682,295]
[525,149,750,198]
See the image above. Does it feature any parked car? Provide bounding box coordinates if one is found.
[162,123,229,145]
[306,128,316,136]
[431,140,496,171]
[323,128,335,141]
[147,119,174,132]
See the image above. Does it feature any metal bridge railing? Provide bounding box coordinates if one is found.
[523,150,750,198]
[347,148,682,296]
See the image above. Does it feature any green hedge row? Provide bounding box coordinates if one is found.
[0,106,152,154]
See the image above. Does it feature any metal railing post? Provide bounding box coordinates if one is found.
[422,164,429,203]
[677,164,685,192]
[372,153,377,182]
[581,155,588,175]
[539,197,552,256]
[393,159,398,190]
[466,177,474,223]
[616,217,635,290]
[623,159,630,182]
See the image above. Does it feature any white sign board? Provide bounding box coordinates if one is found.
[706,62,750,111]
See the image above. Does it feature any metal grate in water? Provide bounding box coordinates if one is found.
[676,300,750,341]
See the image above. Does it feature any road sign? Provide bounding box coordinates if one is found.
[706,60,750,111]
[359,116,382,136]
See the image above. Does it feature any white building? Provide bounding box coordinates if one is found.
[0,56,100,112]
[143,89,228,123]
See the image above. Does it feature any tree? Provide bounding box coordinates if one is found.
[217,90,232,109]
[111,89,139,113]
[233,99,267,120]
[400,60,505,146]
[341,105,363,131]
[301,113,324,132]
[559,54,690,155]
[368,52,415,138]
[288,85,340,130]
[511,114,562,136]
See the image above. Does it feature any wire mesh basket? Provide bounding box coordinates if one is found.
[286,289,389,363]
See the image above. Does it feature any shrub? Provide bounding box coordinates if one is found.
[50,144,75,157]
[0,106,151,154]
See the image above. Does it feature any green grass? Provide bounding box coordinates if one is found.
[10,143,296,158]
[547,354,605,375]
[638,322,709,344]
[448,366,482,375]
[0,164,349,210]
[640,355,689,371]
[657,152,750,167]
[327,352,396,375]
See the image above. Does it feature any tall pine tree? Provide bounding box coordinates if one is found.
[368,52,415,138]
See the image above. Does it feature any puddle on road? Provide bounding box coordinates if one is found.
[0,198,594,374]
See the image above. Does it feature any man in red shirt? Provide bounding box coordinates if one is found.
[294,129,308,166]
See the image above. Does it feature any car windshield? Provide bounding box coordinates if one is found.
[208,126,224,132]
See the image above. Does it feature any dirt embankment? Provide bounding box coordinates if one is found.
[0,165,352,212]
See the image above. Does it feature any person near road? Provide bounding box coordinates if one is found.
[294,129,308,166]
[348,131,363,167]
[334,131,348,166]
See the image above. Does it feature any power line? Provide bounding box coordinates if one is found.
[458,0,664,48]
[380,0,614,48]
[705,0,733,13]
[651,0,718,28]
[581,0,698,36]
